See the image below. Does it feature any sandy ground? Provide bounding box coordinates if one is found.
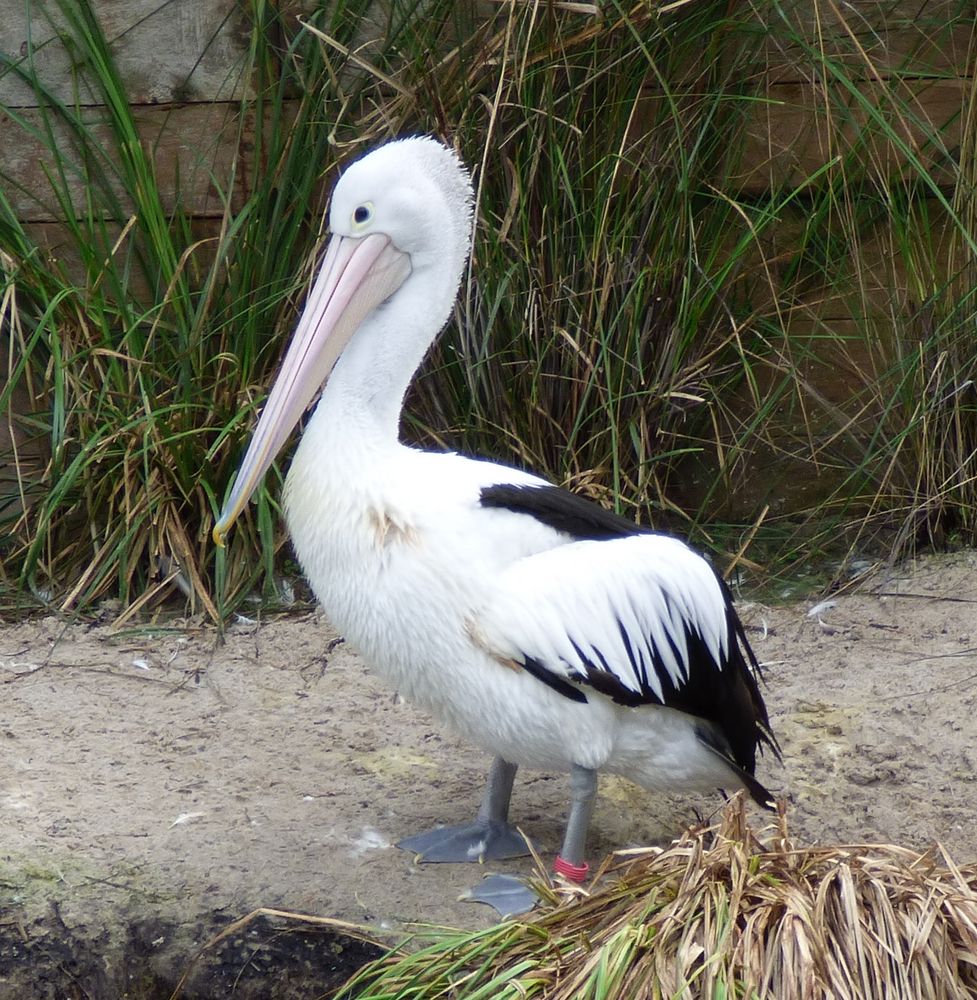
[1,551,976,997]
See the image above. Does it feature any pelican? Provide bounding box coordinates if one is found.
[214,136,778,911]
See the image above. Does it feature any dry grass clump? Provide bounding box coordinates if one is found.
[342,796,977,1000]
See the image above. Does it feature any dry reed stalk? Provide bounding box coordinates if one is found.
[346,795,977,999]
[521,796,977,1000]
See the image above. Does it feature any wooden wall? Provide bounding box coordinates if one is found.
[2,0,971,295]
[1,0,974,521]
[743,1,972,189]
[717,1,975,517]
[0,0,252,233]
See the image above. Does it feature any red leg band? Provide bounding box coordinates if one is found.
[553,855,589,883]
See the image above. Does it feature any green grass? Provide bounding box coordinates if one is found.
[0,0,975,617]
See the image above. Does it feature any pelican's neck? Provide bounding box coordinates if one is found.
[313,255,460,448]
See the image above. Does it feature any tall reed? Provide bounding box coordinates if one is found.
[0,0,973,615]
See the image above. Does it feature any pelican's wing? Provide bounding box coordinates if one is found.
[471,533,735,707]
[469,487,778,781]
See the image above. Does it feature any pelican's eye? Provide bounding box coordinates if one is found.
[352,203,373,228]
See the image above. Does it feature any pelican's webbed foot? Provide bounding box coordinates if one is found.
[398,755,527,863]
[397,819,530,863]
[461,873,538,917]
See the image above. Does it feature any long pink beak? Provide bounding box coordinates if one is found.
[213,231,410,546]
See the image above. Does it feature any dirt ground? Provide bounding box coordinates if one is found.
[1,551,976,998]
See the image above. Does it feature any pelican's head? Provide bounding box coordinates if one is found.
[213,136,474,546]
[329,136,473,273]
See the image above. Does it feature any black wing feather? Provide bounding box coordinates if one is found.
[480,483,652,540]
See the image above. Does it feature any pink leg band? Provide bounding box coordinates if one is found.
[553,855,590,883]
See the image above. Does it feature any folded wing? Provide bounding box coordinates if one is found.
[469,531,777,786]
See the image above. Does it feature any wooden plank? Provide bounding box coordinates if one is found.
[674,317,899,520]
[633,74,966,195]
[0,330,49,524]
[0,102,247,222]
[735,200,960,320]
[733,77,967,192]
[753,0,975,83]
[20,216,226,302]
[0,0,251,107]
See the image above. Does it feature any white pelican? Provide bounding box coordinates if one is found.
[214,136,778,911]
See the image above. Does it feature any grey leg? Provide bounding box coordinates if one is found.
[476,756,518,825]
[554,764,597,879]
[465,763,598,916]
[397,755,529,862]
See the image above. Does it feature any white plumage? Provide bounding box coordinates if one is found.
[473,534,730,702]
[214,136,778,902]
